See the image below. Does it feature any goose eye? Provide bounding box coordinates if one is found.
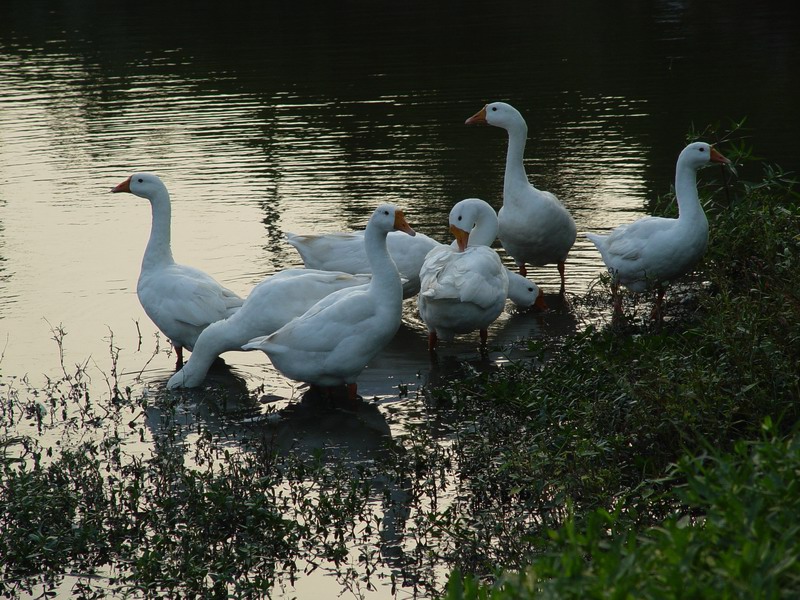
[491,106,497,111]
[137,178,143,183]
[457,215,462,221]
[699,147,705,152]
[528,287,534,292]
[383,210,389,215]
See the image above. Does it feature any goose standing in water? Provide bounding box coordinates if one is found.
[586,141,731,320]
[111,173,244,368]
[417,198,511,351]
[466,101,577,295]
[244,204,415,402]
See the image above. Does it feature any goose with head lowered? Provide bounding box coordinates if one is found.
[167,269,373,389]
[111,173,244,369]
[286,229,438,298]
[586,141,731,320]
[466,101,577,295]
[244,204,415,402]
[417,198,513,351]
[286,212,544,309]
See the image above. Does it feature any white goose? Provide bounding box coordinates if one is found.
[244,204,415,402]
[466,101,577,295]
[586,141,730,319]
[507,270,547,311]
[417,198,510,351]
[166,269,373,389]
[111,173,244,368]
[286,216,544,308]
[286,230,438,298]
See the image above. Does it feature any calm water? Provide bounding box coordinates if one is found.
[1,0,799,595]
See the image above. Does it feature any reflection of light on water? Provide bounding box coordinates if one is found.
[548,94,651,214]
[0,49,645,406]
[267,96,455,239]
[524,94,657,289]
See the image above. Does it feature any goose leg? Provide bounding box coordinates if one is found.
[175,346,184,370]
[346,383,359,404]
[428,331,438,352]
[651,287,666,322]
[479,328,488,347]
[557,261,566,296]
[611,280,624,318]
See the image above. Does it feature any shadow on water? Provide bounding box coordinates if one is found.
[143,357,421,586]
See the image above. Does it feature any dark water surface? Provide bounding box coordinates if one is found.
[1,1,799,595]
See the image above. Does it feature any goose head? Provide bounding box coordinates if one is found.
[507,271,548,310]
[111,172,168,201]
[372,203,416,236]
[465,101,525,132]
[448,198,499,251]
[679,141,731,170]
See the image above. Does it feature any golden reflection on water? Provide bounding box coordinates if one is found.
[0,55,657,400]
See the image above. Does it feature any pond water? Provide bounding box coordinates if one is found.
[1,1,799,596]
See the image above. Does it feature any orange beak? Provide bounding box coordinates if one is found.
[394,210,416,236]
[111,176,132,193]
[465,105,488,126]
[450,224,469,251]
[710,147,731,165]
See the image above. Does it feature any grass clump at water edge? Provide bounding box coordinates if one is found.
[443,133,800,595]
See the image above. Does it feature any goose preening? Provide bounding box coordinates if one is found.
[111,173,244,368]
[244,204,415,402]
[166,269,373,389]
[286,211,543,308]
[586,141,731,319]
[466,101,577,295]
[417,198,511,351]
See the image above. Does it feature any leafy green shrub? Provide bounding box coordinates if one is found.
[446,421,800,599]
[441,135,800,594]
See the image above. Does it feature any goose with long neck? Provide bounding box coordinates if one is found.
[586,141,731,319]
[111,172,243,368]
[244,204,415,402]
[466,101,577,295]
[418,198,511,351]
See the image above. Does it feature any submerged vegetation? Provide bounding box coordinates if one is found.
[2,131,799,598]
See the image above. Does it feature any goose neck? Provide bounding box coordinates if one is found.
[364,225,401,296]
[189,321,236,376]
[503,120,531,192]
[469,210,500,247]
[675,162,704,221]
[142,192,175,268]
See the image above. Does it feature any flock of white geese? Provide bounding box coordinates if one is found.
[111,101,731,401]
